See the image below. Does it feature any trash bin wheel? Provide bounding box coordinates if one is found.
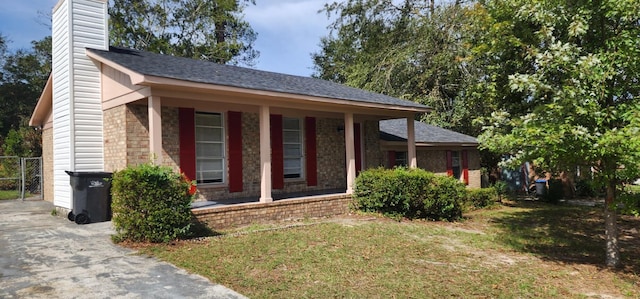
[67,211,75,222]
[74,213,90,225]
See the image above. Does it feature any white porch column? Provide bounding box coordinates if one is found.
[259,105,273,202]
[148,96,162,165]
[345,112,356,194]
[407,116,417,168]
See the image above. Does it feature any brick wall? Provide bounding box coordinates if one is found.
[103,105,127,172]
[192,194,352,229]
[120,104,180,170]
[42,128,54,202]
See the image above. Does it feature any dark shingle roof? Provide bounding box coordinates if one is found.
[87,47,428,110]
[380,119,478,145]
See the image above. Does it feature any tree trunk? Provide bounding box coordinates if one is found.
[604,181,620,268]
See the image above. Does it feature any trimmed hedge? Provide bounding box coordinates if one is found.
[353,167,465,221]
[111,164,193,243]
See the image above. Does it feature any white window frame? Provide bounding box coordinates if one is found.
[283,117,304,179]
[195,112,225,184]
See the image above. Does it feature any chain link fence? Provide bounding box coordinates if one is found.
[0,156,42,200]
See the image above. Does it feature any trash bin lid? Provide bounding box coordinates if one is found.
[65,171,113,177]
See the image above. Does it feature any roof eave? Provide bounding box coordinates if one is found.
[29,74,53,127]
[381,140,479,147]
[87,49,430,114]
[138,74,431,113]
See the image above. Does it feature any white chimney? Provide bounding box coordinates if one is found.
[51,0,108,209]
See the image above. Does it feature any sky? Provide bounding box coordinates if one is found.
[0,0,333,77]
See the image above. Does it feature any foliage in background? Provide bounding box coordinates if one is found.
[353,167,465,221]
[111,163,193,243]
[313,0,503,171]
[476,0,640,268]
[314,1,485,135]
[109,0,258,66]
[0,36,50,156]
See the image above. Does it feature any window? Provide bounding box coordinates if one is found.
[451,151,461,180]
[195,112,225,184]
[395,151,407,167]
[283,117,303,179]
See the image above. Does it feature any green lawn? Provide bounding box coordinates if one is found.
[0,190,20,200]
[139,201,640,298]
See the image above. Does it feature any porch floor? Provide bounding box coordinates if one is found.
[191,188,346,210]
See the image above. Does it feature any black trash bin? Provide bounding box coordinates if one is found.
[65,171,113,224]
[535,179,547,198]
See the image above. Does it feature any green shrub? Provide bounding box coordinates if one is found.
[492,181,509,202]
[422,175,466,220]
[111,163,193,243]
[466,188,498,209]
[353,167,464,221]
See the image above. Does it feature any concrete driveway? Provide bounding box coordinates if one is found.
[0,200,246,299]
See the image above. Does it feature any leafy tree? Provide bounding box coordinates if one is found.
[313,0,484,135]
[0,36,50,156]
[477,0,640,268]
[2,119,42,157]
[109,0,259,66]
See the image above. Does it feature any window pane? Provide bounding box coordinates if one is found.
[197,171,223,183]
[283,131,300,143]
[195,112,225,184]
[284,158,301,169]
[196,143,223,157]
[196,113,222,127]
[283,118,300,130]
[395,151,407,167]
[284,144,301,157]
[452,157,460,167]
[197,159,223,171]
[196,127,223,141]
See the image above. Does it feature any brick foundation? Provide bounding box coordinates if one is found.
[192,194,352,229]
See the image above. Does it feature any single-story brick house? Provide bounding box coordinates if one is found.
[29,0,434,226]
[379,119,481,188]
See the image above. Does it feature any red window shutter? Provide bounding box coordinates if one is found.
[446,150,453,176]
[354,123,362,174]
[178,108,196,182]
[388,151,396,168]
[228,111,243,192]
[305,117,317,186]
[462,150,469,185]
[270,114,284,189]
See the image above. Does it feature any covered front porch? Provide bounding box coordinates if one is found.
[101,81,425,206]
[87,46,430,226]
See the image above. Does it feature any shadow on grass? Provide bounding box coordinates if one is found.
[188,217,223,239]
[491,200,640,274]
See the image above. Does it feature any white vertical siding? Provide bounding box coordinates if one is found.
[71,0,107,171]
[52,0,72,208]
[51,0,108,209]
